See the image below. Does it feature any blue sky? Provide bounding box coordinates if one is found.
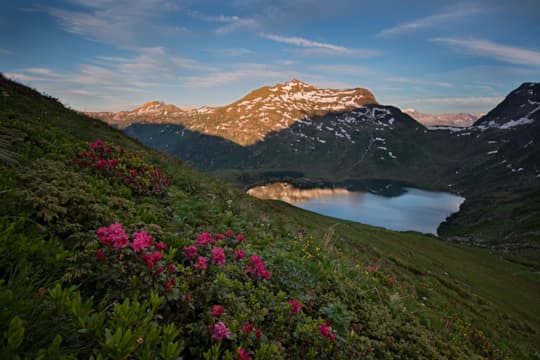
[1,0,539,113]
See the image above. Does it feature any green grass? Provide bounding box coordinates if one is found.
[264,201,540,353]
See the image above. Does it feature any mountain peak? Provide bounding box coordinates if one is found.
[90,80,378,145]
[473,82,539,129]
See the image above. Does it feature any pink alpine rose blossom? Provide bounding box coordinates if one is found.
[212,322,231,340]
[241,322,254,334]
[197,232,213,247]
[235,234,246,242]
[320,320,336,342]
[195,256,207,270]
[237,348,250,360]
[211,247,226,267]
[155,241,167,251]
[288,299,302,315]
[211,305,225,317]
[131,230,152,252]
[96,223,129,248]
[182,245,198,259]
[234,249,246,260]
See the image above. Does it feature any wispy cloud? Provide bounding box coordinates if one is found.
[48,0,185,47]
[5,46,214,110]
[261,33,349,52]
[385,76,453,88]
[261,33,380,57]
[432,38,540,67]
[378,4,483,37]
[206,48,254,57]
[0,48,12,55]
[190,12,258,34]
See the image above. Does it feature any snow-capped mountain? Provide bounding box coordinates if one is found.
[89,79,377,145]
[402,109,480,127]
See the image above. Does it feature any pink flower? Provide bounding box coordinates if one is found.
[94,159,107,169]
[168,263,177,273]
[142,253,155,270]
[195,256,207,270]
[151,251,163,261]
[255,328,262,340]
[225,230,234,238]
[237,348,250,360]
[182,245,198,259]
[107,159,118,169]
[211,305,225,317]
[212,322,231,340]
[197,232,213,247]
[320,320,336,342]
[235,234,246,242]
[131,230,152,252]
[287,299,302,315]
[234,249,246,260]
[95,249,105,261]
[387,274,397,283]
[214,233,224,241]
[245,255,271,279]
[96,223,129,248]
[155,267,164,276]
[155,241,167,251]
[89,140,103,149]
[211,247,226,267]
[241,322,254,334]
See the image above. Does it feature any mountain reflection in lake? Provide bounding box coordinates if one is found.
[248,183,464,235]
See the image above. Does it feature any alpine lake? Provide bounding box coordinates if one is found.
[247,182,465,235]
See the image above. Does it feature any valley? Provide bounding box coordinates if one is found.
[93,81,540,260]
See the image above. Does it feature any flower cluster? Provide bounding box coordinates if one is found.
[95,222,177,294]
[320,320,337,342]
[73,139,172,196]
[93,225,341,357]
[96,222,129,248]
[212,322,231,340]
[244,255,271,279]
[287,298,303,315]
[181,230,271,280]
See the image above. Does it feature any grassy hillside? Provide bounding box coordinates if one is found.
[1,76,539,359]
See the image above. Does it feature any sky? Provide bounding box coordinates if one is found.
[1,0,539,114]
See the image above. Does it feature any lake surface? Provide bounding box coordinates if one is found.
[248,183,464,235]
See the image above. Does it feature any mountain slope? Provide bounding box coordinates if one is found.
[2,75,540,358]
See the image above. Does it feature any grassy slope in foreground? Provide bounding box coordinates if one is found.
[0,77,539,358]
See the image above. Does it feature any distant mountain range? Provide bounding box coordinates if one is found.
[87,81,540,259]
[402,109,482,127]
[89,79,376,145]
